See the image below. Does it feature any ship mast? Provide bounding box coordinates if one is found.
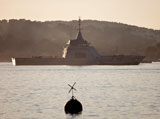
[78,17,81,32]
[76,17,84,41]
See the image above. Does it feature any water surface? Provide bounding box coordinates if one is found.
[0,63,160,119]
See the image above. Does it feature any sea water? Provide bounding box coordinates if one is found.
[0,63,160,119]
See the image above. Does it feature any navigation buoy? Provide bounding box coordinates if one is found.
[64,82,83,115]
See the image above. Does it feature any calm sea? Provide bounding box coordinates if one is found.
[0,62,160,119]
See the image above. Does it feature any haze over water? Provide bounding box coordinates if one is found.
[0,62,160,119]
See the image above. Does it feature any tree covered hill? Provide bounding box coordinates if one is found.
[0,19,160,61]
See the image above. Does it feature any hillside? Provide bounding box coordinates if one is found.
[0,19,160,61]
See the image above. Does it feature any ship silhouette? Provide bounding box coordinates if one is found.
[11,18,144,66]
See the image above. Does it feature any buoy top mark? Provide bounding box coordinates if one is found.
[68,82,76,97]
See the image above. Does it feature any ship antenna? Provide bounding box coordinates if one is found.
[78,17,81,32]
[68,82,76,98]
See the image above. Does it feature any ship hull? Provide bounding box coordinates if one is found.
[98,55,145,65]
[11,55,144,66]
[11,58,65,66]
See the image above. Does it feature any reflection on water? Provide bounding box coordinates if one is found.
[65,114,83,119]
[0,62,160,119]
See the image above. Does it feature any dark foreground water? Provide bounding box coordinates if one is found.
[0,63,160,119]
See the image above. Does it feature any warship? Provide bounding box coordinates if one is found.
[11,18,144,66]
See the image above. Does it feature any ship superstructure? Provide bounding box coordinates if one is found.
[62,18,100,65]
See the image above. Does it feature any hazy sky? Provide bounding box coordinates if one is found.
[0,0,160,29]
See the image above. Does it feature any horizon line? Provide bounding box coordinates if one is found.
[0,18,159,30]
